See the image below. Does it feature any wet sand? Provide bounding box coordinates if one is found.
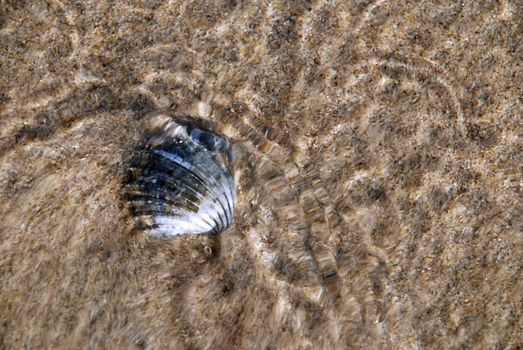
[0,1,522,348]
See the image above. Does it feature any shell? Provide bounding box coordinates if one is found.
[124,117,235,237]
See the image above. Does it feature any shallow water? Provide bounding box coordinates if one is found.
[0,1,522,348]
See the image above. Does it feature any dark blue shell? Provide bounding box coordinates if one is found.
[125,118,235,237]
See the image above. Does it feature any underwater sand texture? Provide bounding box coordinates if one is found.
[0,1,522,349]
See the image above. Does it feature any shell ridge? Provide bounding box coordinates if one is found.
[156,148,235,229]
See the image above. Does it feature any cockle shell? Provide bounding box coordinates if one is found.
[124,116,235,237]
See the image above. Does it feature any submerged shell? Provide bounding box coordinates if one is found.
[125,117,236,237]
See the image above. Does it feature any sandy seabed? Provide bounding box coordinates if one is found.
[0,1,522,349]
